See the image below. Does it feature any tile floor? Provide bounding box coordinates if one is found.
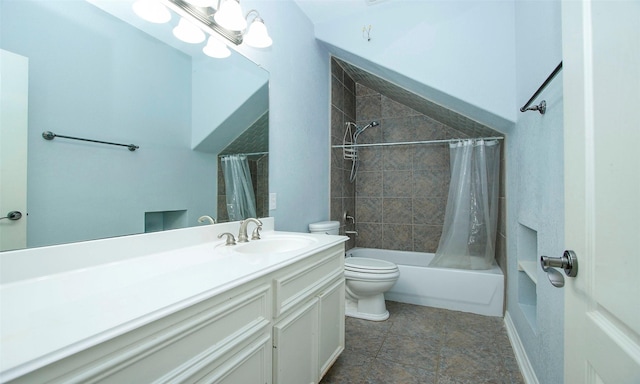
[321,301,525,384]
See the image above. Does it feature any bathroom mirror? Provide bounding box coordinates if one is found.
[0,0,268,250]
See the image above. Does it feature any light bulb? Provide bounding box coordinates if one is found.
[132,0,171,24]
[173,18,206,44]
[214,0,246,31]
[244,18,272,48]
[203,37,231,58]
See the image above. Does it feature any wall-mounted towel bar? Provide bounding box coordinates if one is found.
[520,61,563,114]
[42,131,139,151]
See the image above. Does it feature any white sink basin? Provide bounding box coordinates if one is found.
[234,236,317,254]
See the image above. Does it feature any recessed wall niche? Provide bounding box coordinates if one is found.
[517,222,538,331]
[144,210,187,233]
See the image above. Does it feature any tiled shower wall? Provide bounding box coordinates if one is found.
[330,58,507,272]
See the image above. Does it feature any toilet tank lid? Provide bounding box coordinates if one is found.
[308,221,340,231]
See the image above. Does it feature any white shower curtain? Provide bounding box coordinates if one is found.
[221,155,257,221]
[429,139,501,270]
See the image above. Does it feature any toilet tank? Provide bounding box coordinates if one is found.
[308,221,340,235]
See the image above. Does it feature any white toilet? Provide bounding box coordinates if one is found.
[309,221,400,321]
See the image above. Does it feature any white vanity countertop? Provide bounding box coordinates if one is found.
[0,223,346,381]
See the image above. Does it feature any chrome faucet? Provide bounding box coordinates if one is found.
[238,218,262,243]
[198,215,216,225]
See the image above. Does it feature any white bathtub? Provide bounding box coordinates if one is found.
[346,248,504,317]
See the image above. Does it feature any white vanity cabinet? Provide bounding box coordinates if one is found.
[272,245,345,384]
[8,281,274,384]
[4,241,345,384]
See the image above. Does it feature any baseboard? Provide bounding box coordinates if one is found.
[504,311,539,384]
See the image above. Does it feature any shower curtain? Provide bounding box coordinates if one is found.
[221,154,256,221]
[429,139,501,270]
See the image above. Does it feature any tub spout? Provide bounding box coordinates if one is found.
[238,218,262,243]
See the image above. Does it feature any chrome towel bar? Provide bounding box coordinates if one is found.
[42,131,139,151]
[520,61,563,114]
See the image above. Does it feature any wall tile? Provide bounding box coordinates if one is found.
[356,197,382,223]
[356,170,383,197]
[356,94,381,122]
[382,116,415,143]
[382,95,419,118]
[383,146,412,171]
[357,147,383,171]
[344,88,356,121]
[383,170,413,198]
[413,168,450,198]
[331,106,344,145]
[331,163,343,198]
[383,224,413,251]
[413,197,447,225]
[343,169,356,197]
[413,145,450,170]
[413,225,442,253]
[356,222,383,248]
[356,83,378,96]
[331,75,344,112]
[383,198,412,224]
[331,57,343,83]
[331,197,343,223]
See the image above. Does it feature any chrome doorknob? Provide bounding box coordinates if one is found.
[0,211,22,221]
[540,250,579,288]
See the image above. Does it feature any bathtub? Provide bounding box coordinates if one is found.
[345,248,504,317]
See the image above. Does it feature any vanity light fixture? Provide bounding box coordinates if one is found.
[132,0,272,58]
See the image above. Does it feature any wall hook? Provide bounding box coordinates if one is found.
[362,25,372,41]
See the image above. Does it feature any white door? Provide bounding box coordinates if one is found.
[0,50,29,251]
[562,1,640,383]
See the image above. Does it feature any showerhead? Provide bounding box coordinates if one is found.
[363,120,379,130]
[354,121,380,138]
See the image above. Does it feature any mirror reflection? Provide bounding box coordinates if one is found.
[0,0,268,251]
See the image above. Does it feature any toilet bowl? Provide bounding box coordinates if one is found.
[308,221,400,321]
[344,257,400,321]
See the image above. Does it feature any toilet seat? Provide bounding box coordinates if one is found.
[345,257,399,274]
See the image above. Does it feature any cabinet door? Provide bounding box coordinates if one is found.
[273,298,319,384]
[317,278,345,379]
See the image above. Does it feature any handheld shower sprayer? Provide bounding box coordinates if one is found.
[354,121,380,138]
[348,120,380,183]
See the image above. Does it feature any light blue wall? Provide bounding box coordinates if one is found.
[313,0,517,132]
[1,1,217,247]
[233,0,332,232]
[508,1,565,383]
[191,55,269,153]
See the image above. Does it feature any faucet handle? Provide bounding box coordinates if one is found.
[251,225,262,240]
[218,232,236,246]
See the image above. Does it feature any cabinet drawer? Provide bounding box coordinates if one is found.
[274,246,344,318]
